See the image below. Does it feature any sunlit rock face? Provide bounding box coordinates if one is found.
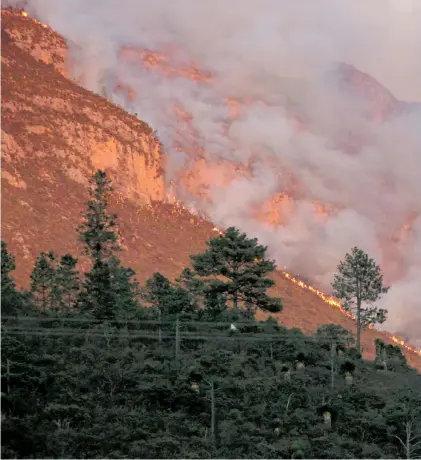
[2,9,165,206]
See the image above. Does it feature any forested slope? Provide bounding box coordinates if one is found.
[2,171,420,459]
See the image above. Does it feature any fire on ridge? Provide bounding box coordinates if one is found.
[205,222,421,358]
[15,9,421,359]
[20,10,49,29]
[17,9,415,257]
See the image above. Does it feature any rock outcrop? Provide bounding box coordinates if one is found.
[2,8,164,206]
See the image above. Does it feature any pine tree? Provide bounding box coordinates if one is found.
[204,289,227,320]
[1,241,16,294]
[108,256,140,318]
[77,170,138,320]
[30,251,57,311]
[77,171,118,320]
[332,247,389,352]
[177,267,205,310]
[80,260,115,320]
[190,227,282,317]
[142,272,194,317]
[77,170,120,264]
[56,254,79,310]
[1,241,22,315]
[142,272,194,342]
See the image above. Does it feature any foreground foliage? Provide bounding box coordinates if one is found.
[2,309,420,459]
[2,171,420,459]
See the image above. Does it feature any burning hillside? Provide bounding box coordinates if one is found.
[14,0,420,342]
[2,3,421,360]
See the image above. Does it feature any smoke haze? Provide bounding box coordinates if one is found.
[7,0,421,341]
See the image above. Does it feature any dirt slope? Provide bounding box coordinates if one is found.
[1,8,420,369]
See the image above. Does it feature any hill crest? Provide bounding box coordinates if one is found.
[1,7,420,369]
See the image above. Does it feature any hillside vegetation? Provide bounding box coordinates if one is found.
[1,171,420,459]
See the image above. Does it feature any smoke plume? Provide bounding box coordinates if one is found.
[7,0,421,341]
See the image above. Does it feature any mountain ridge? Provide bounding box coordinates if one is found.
[2,7,421,369]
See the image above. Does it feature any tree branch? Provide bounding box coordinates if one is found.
[392,434,407,450]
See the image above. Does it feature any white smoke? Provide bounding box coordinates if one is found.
[7,0,421,340]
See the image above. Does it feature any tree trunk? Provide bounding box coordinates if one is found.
[233,291,238,318]
[6,359,10,394]
[42,285,47,312]
[393,420,420,459]
[232,264,239,318]
[245,300,256,319]
[158,308,162,344]
[210,381,215,446]
[323,411,332,429]
[175,315,180,360]
[246,301,252,319]
[356,298,361,352]
[330,343,336,389]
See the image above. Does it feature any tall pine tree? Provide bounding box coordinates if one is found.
[190,227,282,318]
[332,246,389,352]
[78,170,120,264]
[77,170,138,320]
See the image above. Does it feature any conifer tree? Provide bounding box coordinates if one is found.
[77,171,119,319]
[108,256,140,318]
[190,227,282,317]
[332,247,389,352]
[177,267,205,310]
[78,170,120,264]
[77,170,138,320]
[142,272,194,317]
[80,260,115,320]
[56,254,79,310]
[204,289,227,320]
[30,251,57,311]
[1,241,16,294]
[1,241,22,315]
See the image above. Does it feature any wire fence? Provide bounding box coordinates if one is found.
[1,316,297,326]
[2,329,349,342]
[1,316,354,343]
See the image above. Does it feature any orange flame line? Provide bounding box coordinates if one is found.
[279,271,421,357]
[208,225,420,357]
[20,10,50,29]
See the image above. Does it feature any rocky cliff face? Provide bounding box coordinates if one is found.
[2,8,164,206]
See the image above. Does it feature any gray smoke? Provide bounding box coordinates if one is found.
[8,0,421,340]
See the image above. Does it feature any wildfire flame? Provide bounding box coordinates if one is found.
[20,10,49,29]
[282,269,421,357]
[119,47,211,83]
[17,9,420,360]
[120,44,420,359]
[207,223,420,357]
